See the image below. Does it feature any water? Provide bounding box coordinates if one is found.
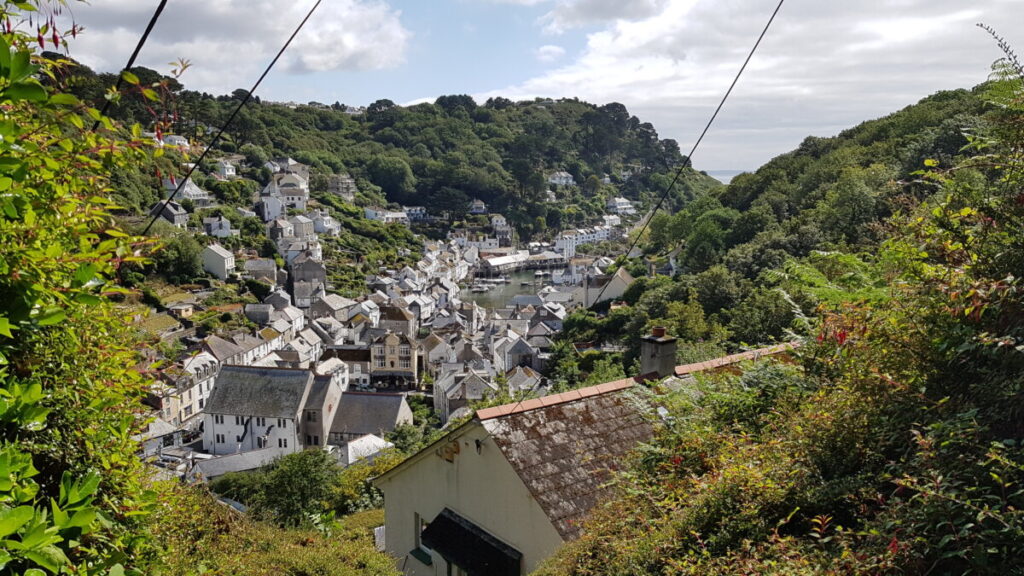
[459,269,558,309]
[705,170,748,184]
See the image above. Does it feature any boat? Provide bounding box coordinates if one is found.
[520,281,532,286]
[470,284,491,293]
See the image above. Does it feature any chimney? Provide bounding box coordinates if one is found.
[640,326,677,379]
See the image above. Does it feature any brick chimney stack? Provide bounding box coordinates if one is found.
[640,326,677,379]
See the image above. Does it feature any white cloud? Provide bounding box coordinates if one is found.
[58,0,409,94]
[479,0,1021,169]
[536,44,566,62]
[540,0,671,34]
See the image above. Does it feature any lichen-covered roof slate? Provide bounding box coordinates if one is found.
[205,366,312,418]
[481,386,653,540]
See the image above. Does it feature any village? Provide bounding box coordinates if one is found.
[138,155,642,484]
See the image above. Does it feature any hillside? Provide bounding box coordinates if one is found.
[535,67,1024,574]
[549,84,990,386]
[59,59,721,240]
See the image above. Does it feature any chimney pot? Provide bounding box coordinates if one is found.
[651,326,666,338]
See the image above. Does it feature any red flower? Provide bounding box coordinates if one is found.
[836,329,848,346]
[887,536,900,554]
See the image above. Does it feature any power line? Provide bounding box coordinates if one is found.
[92,0,168,131]
[143,0,323,235]
[589,0,786,308]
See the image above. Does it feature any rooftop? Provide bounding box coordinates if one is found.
[479,380,653,540]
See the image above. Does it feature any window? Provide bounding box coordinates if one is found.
[183,406,193,417]
[235,435,241,442]
[277,418,287,429]
[400,358,411,369]
[215,434,225,444]
[214,414,223,424]
[376,356,386,368]
[306,411,317,423]
[235,416,243,426]
[414,513,432,553]
[256,417,266,427]
[199,399,204,409]
[278,438,288,448]
[257,436,267,449]
[399,345,411,357]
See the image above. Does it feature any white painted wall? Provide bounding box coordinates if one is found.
[202,413,300,456]
[376,423,563,575]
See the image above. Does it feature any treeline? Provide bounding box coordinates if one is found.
[55,57,720,238]
[551,84,989,385]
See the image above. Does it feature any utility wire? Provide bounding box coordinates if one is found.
[143,0,323,235]
[589,0,786,308]
[92,0,168,131]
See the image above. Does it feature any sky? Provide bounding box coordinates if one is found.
[56,0,1023,171]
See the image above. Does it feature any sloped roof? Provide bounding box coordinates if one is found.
[204,244,232,259]
[205,366,313,418]
[318,293,356,311]
[204,335,243,362]
[477,380,653,540]
[380,305,414,321]
[332,392,411,436]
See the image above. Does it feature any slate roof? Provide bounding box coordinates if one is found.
[205,366,313,418]
[204,335,243,362]
[318,293,356,311]
[331,392,411,437]
[477,380,653,540]
[380,305,414,321]
[205,244,233,259]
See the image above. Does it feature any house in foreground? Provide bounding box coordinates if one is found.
[373,379,652,575]
[374,341,797,575]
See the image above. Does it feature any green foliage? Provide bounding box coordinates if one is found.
[538,61,1024,575]
[150,484,398,576]
[210,449,405,525]
[151,231,204,283]
[0,5,165,573]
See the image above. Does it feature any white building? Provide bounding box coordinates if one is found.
[310,209,341,237]
[176,351,219,425]
[606,196,636,215]
[201,365,343,456]
[553,226,613,259]
[262,172,309,210]
[215,160,236,179]
[364,207,410,225]
[201,244,235,280]
[547,171,576,187]
[468,199,488,215]
[162,177,211,207]
[403,206,428,221]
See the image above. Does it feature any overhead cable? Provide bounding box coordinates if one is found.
[589,0,786,307]
[143,0,323,235]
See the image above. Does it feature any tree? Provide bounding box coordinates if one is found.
[367,155,416,201]
[240,142,268,166]
[253,450,340,526]
[154,233,204,283]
